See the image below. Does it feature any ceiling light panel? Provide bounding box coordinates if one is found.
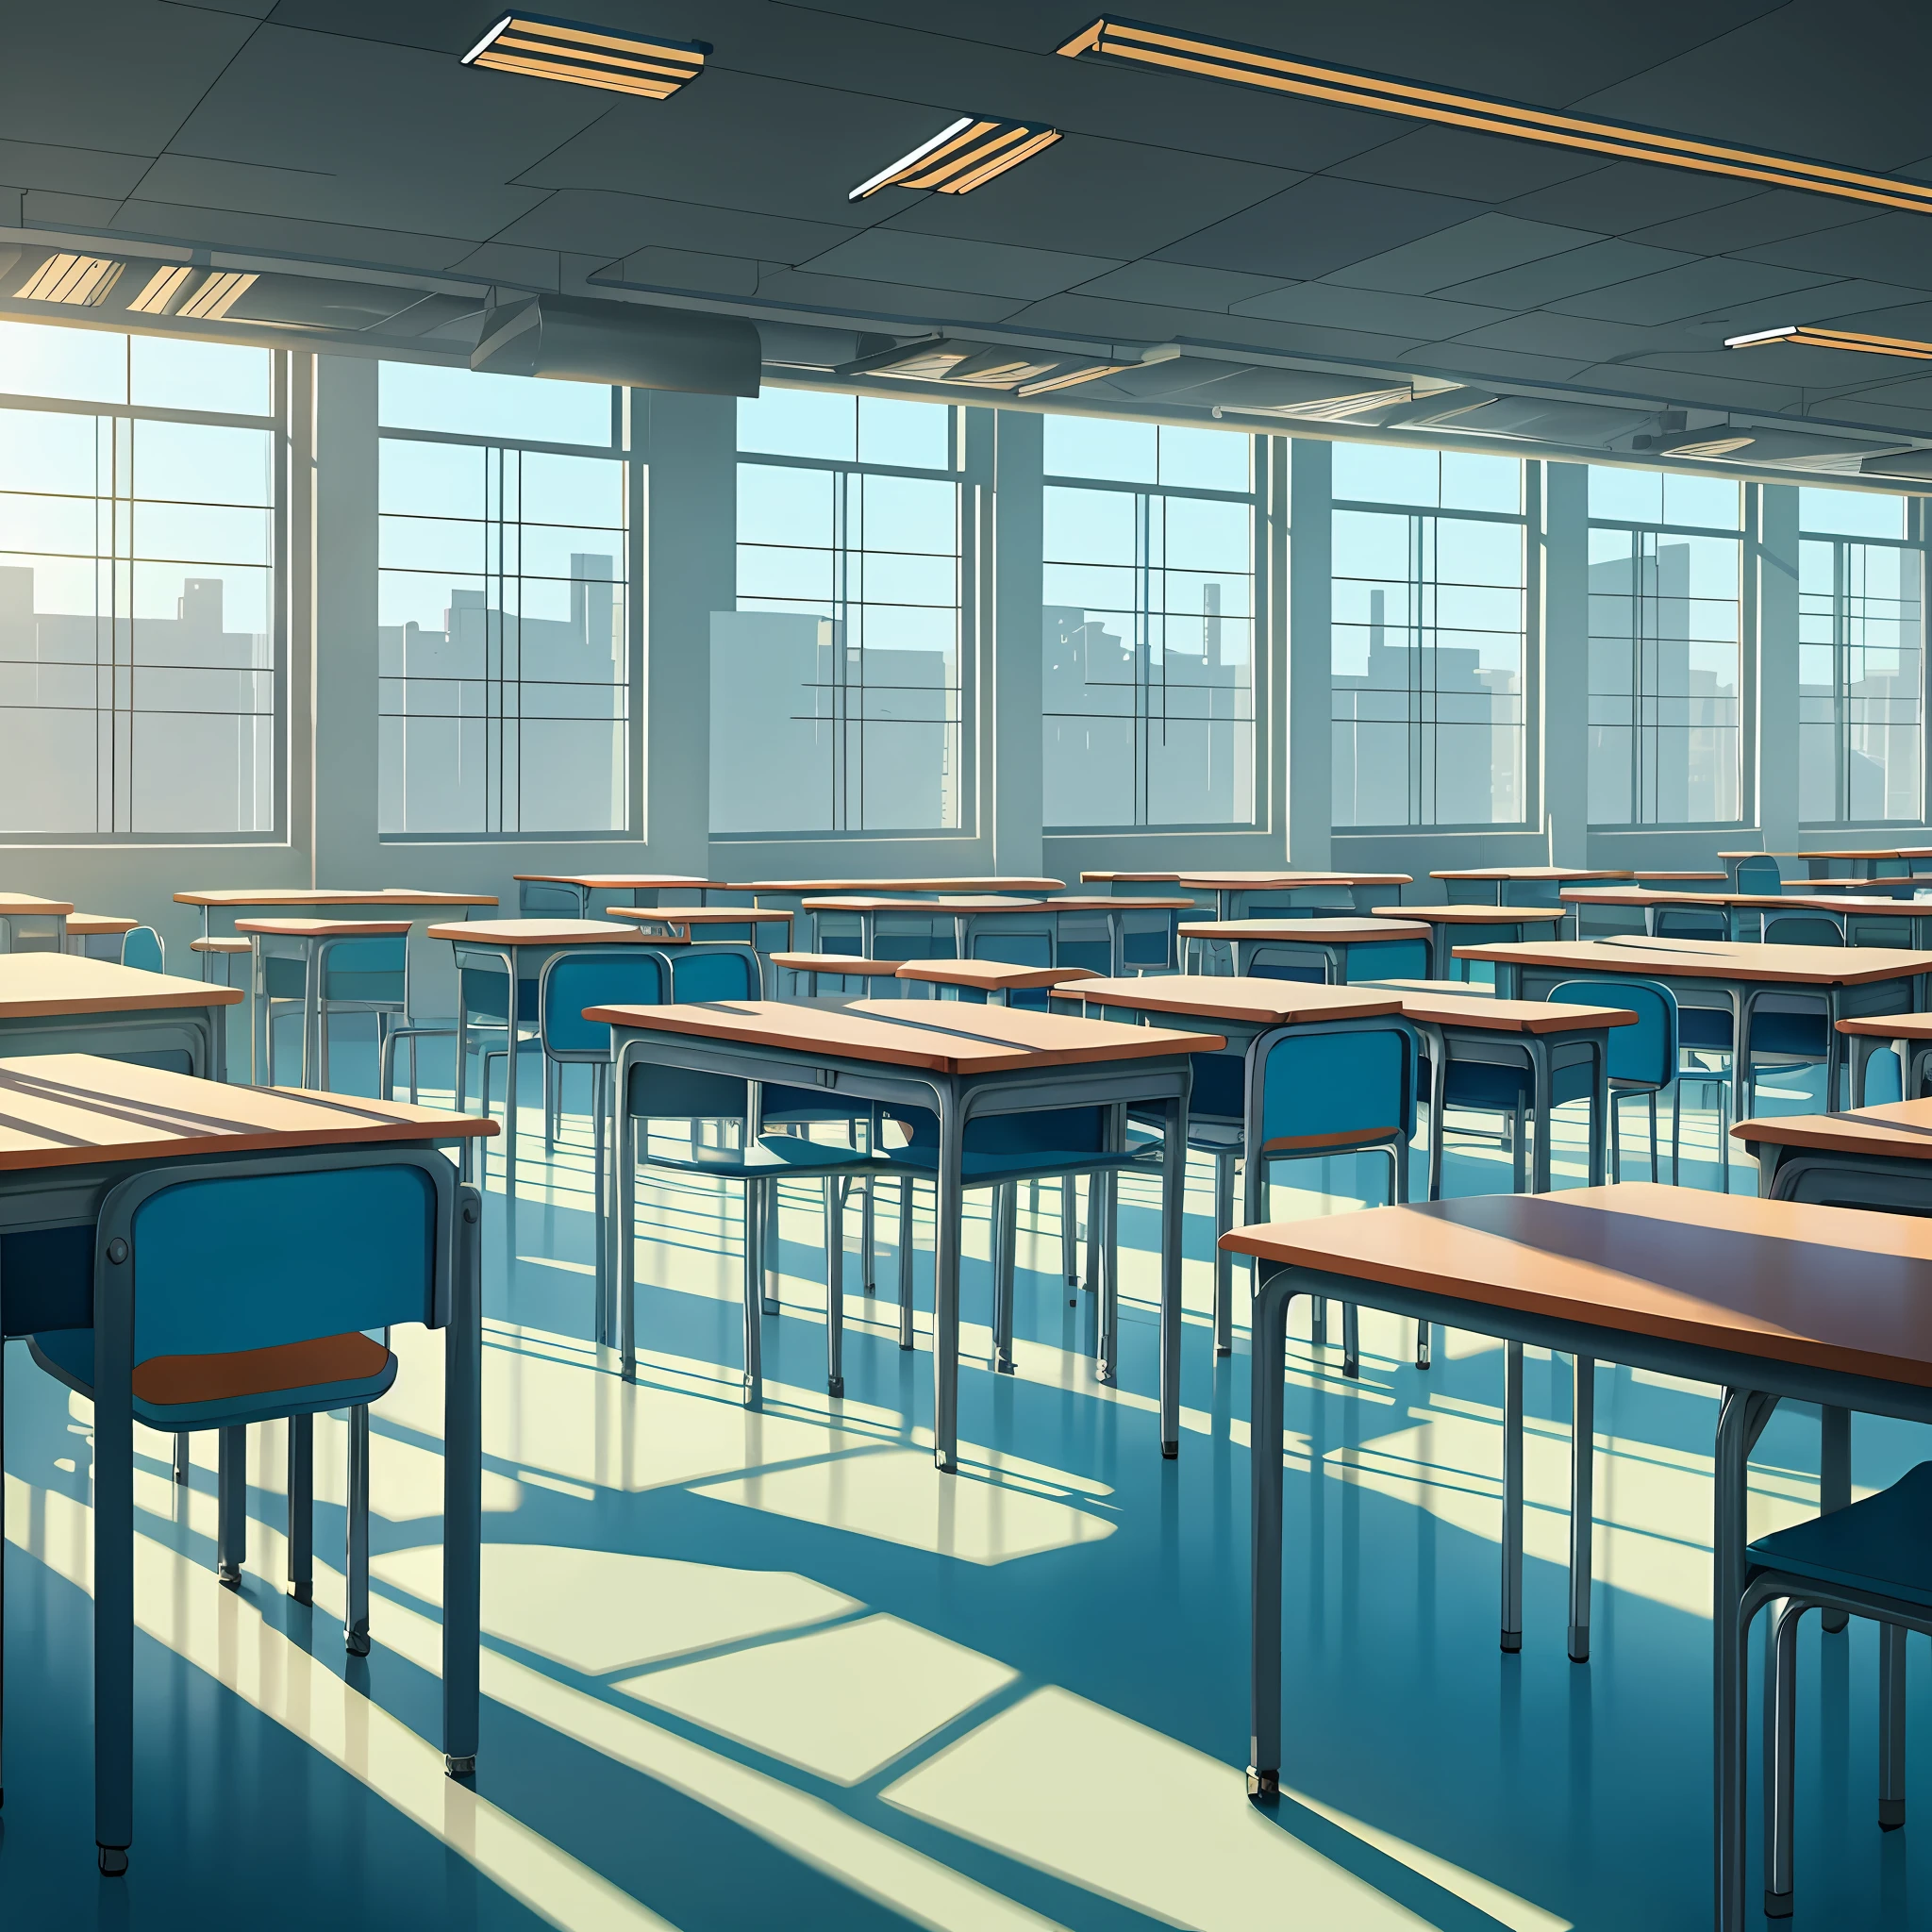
[461,12,707,99]
[850,117,1060,199]
[1726,325,1932,361]
[1058,17,1932,216]
[125,264,194,315]
[17,254,124,307]
[834,335,1130,395]
[176,272,258,321]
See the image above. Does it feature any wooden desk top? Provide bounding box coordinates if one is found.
[1390,989,1637,1034]
[1734,1096,1932,1159]
[1178,870,1411,890]
[745,876,1065,895]
[175,889,497,909]
[1079,871,1182,883]
[0,954,242,1016]
[511,873,726,890]
[0,1052,491,1172]
[1372,903,1566,924]
[583,996,1224,1074]
[1839,1013,1932,1040]
[1451,936,1932,985]
[770,952,906,976]
[607,906,791,926]
[1632,871,1730,881]
[800,895,1049,914]
[1357,976,1492,998]
[1179,917,1431,941]
[235,918,415,939]
[1220,1183,1932,1390]
[0,893,75,917]
[1429,867,1632,882]
[1038,895,1195,912]
[894,960,1102,991]
[426,919,649,947]
[67,914,138,937]
[1071,975,1403,1024]
[1786,875,1917,891]
[1794,848,1916,862]
[191,937,251,954]
[1562,887,1920,913]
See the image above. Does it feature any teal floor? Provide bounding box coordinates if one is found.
[3,1029,1927,1929]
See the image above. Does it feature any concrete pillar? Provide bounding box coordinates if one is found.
[1287,437,1332,869]
[1541,461,1590,864]
[1757,484,1801,850]
[991,407,1044,876]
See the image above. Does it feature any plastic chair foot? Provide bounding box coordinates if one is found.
[827,1376,844,1397]
[1341,1360,1360,1380]
[446,1755,476,1782]
[217,1563,242,1590]
[291,1581,313,1606]
[98,1846,128,1877]
[1880,1800,1907,1831]
[1568,1639,1591,1664]
[1161,1439,1178,1458]
[995,1355,1015,1375]
[1216,1342,1231,1357]
[345,1631,371,1657]
[1246,1767,1279,1803]
[1764,1890,1793,1918]
[1500,1630,1522,1654]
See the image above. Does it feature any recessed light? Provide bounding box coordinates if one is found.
[1058,17,1932,216]
[17,254,124,307]
[850,116,1060,200]
[1725,325,1932,361]
[461,12,707,99]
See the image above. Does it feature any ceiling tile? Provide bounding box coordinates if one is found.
[1157,176,1486,281]
[1728,282,1932,329]
[1657,339,1930,389]
[1454,312,1685,363]
[1410,342,1595,385]
[1435,239,1693,307]
[1552,258,1841,325]
[1069,262,1290,312]
[798,232,1121,303]
[1623,191,1882,256]
[1737,216,1932,293]
[1325,213,1603,293]
[1231,283,1508,340]
[110,198,478,273]
[750,269,1021,327]
[0,140,150,200]
[439,242,559,289]
[22,192,125,231]
[1324,124,1609,204]
[1505,160,1762,234]
[1572,358,1802,411]
[998,292,1311,357]
[587,248,760,299]
[489,192,858,268]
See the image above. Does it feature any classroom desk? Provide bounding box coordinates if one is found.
[769,953,910,998]
[1453,937,1932,1116]
[897,959,1100,1001]
[1179,915,1433,982]
[1429,866,1631,908]
[1040,895,1193,974]
[1632,872,1730,887]
[511,873,731,917]
[65,914,138,959]
[1790,848,1927,881]
[1560,885,1932,944]
[1181,872,1413,919]
[175,888,498,945]
[1224,1185,1932,1932]
[0,954,239,1079]
[591,996,1218,1472]
[802,895,1062,965]
[1737,1094,1932,1211]
[607,904,796,949]
[0,893,74,953]
[747,876,1065,895]
[426,918,657,1204]
[1370,903,1570,973]
[235,918,414,1090]
[1837,1013,1932,1104]
[0,1053,491,1867]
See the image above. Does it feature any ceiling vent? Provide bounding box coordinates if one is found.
[473,293,760,395]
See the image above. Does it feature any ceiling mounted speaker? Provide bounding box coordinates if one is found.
[472,294,760,395]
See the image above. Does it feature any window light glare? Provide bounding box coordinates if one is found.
[18,254,125,307]
[1725,325,1932,361]
[460,11,707,99]
[1058,16,1932,216]
[849,115,1061,199]
[126,264,195,316]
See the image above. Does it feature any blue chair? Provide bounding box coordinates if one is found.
[1744,1460,1932,1919]
[24,1150,469,1867]
[1239,1020,1421,1375]
[1735,855,1784,893]
[121,925,164,974]
[265,932,409,1091]
[1656,905,1730,941]
[1547,977,1679,1181]
[621,1060,887,1400]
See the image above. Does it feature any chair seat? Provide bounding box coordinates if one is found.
[643,1134,888,1179]
[29,1326,397,1430]
[1748,1461,1932,1608]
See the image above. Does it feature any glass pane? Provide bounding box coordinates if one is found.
[379,361,614,446]
[858,395,949,469]
[737,389,856,462]
[0,408,101,497]
[1043,485,1135,564]
[1043,413,1156,484]
[1801,487,1907,541]
[739,462,835,549]
[1589,466,1661,524]
[859,474,957,554]
[519,450,625,527]
[131,502,272,567]
[131,336,272,416]
[1157,425,1248,491]
[132,421,274,507]
[1333,441,1438,507]
[1441,452,1520,514]
[0,320,126,404]
[1160,494,1250,574]
[1663,472,1740,529]
[381,438,486,519]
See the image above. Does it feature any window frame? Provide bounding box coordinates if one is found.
[375,393,641,842]
[0,363,289,846]
[1040,433,1267,834]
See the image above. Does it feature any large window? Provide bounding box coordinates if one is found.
[725,390,963,834]
[1332,444,1527,827]
[0,321,278,839]
[1041,418,1257,827]
[1799,487,1924,824]
[1587,467,1741,825]
[378,363,631,836]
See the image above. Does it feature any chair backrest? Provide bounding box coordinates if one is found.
[541,947,666,1057]
[971,928,1054,967]
[1120,909,1177,971]
[1734,855,1783,893]
[1500,878,1562,907]
[319,935,408,1005]
[122,925,164,974]
[670,945,760,1002]
[518,881,585,918]
[1546,976,1677,1091]
[1656,906,1729,941]
[126,1161,439,1363]
[1761,914,1844,948]
[1344,938,1429,982]
[1254,1023,1417,1155]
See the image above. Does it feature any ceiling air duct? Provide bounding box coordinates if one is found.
[472,293,760,395]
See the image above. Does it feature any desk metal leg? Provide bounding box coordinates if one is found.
[217,1424,245,1585]
[991,1182,1017,1375]
[287,1415,313,1604]
[93,1255,135,1871]
[1062,1174,1079,1288]
[345,1406,370,1655]
[1820,1405,1851,1633]
[1716,1388,1777,1932]
[741,1179,764,1407]
[1158,1095,1184,1456]
[616,1090,637,1374]
[897,1176,916,1350]
[825,1178,846,1397]
[442,1184,483,1779]
[1212,1149,1234,1357]
[932,1091,964,1472]
[1502,1341,1524,1651]
[1247,1263,1298,1801]
[1570,1355,1595,1662]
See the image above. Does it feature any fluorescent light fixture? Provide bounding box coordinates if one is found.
[126,264,194,316]
[850,116,1060,199]
[834,334,1134,394]
[1634,425,1757,458]
[17,254,124,306]
[461,12,707,99]
[1058,17,1932,216]
[1014,359,1139,396]
[176,271,258,321]
[1726,324,1932,361]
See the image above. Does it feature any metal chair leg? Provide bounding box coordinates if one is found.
[1501,1341,1523,1652]
[824,1177,845,1397]
[1609,1091,1622,1183]
[216,1424,245,1586]
[861,1175,875,1295]
[1061,1174,1079,1289]
[344,1405,370,1655]
[1570,1355,1595,1662]
[760,1174,781,1315]
[992,1182,1018,1374]
[897,1174,916,1350]
[1765,1595,1802,1918]
[172,1432,189,1486]
[1647,1088,1659,1182]
[287,1415,313,1605]
[741,1179,764,1408]
[1881,1621,1908,1831]
[1212,1149,1234,1358]
[1341,1300,1359,1379]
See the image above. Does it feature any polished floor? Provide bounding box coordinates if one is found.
[3,1033,1928,1929]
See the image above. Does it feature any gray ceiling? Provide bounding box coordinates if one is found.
[12,1,1932,472]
